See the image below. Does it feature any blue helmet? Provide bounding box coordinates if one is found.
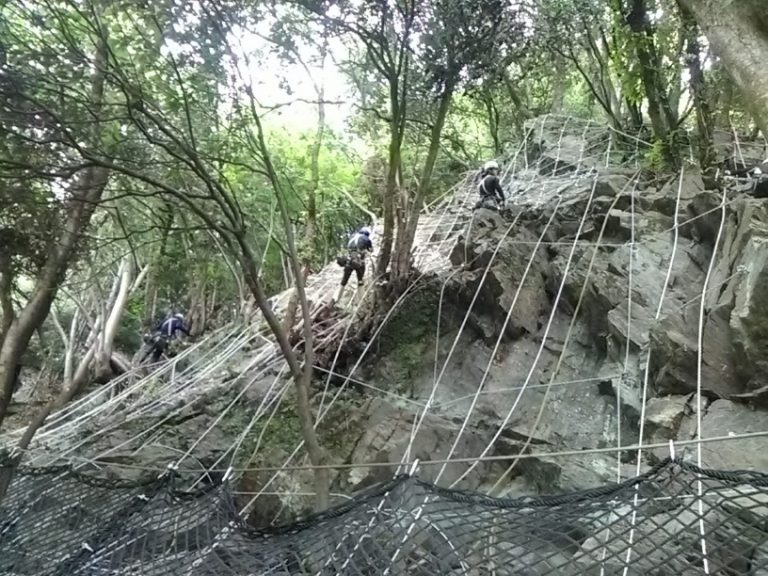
[360,226,371,236]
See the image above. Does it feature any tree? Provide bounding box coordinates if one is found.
[0,2,112,427]
[295,0,526,282]
[678,0,768,138]
[677,1,715,167]
[390,0,527,278]
[71,0,331,509]
[298,0,418,277]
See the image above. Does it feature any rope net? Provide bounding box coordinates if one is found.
[2,457,768,575]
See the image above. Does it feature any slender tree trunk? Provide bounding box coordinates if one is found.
[376,61,410,277]
[501,73,529,135]
[482,90,501,156]
[716,76,733,129]
[0,254,13,344]
[550,55,566,114]
[281,36,327,338]
[95,257,133,380]
[0,34,110,429]
[679,1,716,167]
[306,40,327,268]
[143,207,173,327]
[238,241,329,511]
[248,110,330,510]
[392,80,455,280]
[678,0,768,137]
[625,0,677,161]
[376,99,400,276]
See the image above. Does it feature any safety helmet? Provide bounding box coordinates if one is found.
[174,313,184,320]
[360,226,371,236]
[483,160,499,172]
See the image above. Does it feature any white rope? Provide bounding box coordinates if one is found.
[239,147,520,514]
[435,123,597,486]
[238,277,431,516]
[75,428,768,475]
[486,170,641,494]
[399,211,524,471]
[23,327,256,455]
[187,369,292,490]
[433,375,621,410]
[621,167,685,575]
[595,166,638,576]
[35,338,277,467]
[694,187,727,575]
[396,133,533,466]
[620,168,636,479]
[8,328,230,447]
[447,174,599,488]
[431,119,594,487]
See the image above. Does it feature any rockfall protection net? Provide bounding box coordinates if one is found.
[2,458,768,575]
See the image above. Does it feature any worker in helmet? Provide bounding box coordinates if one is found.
[474,160,506,211]
[334,226,373,304]
[141,312,190,364]
[157,312,190,339]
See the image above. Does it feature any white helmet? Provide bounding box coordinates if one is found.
[359,226,371,236]
[484,160,499,172]
[174,313,184,320]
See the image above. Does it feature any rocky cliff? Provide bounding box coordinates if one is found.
[5,116,768,527]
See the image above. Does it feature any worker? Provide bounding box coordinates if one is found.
[157,312,190,339]
[141,312,190,364]
[334,227,373,304]
[474,160,506,211]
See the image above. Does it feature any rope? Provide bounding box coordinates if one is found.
[693,186,728,575]
[447,173,600,488]
[621,166,687,575]
[65,429,768,475]
[487,169,642,494]
[400,211,525,470]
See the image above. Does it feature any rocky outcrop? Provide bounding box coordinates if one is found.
[351,153,768,502]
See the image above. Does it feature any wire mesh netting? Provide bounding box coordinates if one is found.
[2,457,768,575]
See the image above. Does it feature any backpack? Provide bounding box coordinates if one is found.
[347,233,363,251]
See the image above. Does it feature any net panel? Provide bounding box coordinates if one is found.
[1,458,767,575]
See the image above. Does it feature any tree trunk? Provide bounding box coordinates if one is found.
[678,0,768,137]
[0,254,13,345]
[306,41,327,268]
[186,260,208,336]
[715,74,733,129]
[481,90,501,156]
[624,0,678,162]
[248,111,330,511]
[143,207,173,327]
[0,34,110,429]
[392,79,455,280]
[376,68,408,277]
[678,1,716,168]
[95,257,133,380]
[238,242,329,511]
[550,55,566,114]
[376,113,399,275]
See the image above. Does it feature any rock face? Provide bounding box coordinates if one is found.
[348,137,768,505]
